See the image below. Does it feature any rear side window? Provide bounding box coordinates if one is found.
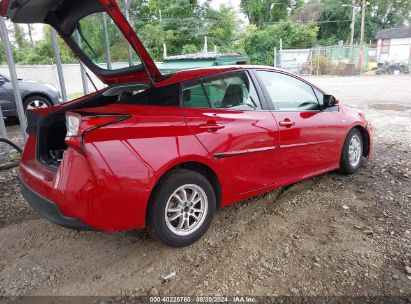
[120,84,180,107]
[182,82,210,108]
[182,72,262,111]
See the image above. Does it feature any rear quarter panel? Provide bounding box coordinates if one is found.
[80,105,230,230]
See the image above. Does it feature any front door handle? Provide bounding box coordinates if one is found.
[199,123,225,131]
[279,120,295,127]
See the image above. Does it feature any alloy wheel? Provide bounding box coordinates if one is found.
[26,99,49,110]
[348,134,362,167]
[164,184,208,236]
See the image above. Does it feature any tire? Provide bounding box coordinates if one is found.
[146,169,216,247]
[339,128,364,174]
[23,95,51,112]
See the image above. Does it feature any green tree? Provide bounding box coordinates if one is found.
[129,0,206,56]
[315,0,411,45]
[12,24,28,49]
[181,44,198,54]
[365,0,411,40]
[205,4,242,53]
[15,26,75,65]
[316,0,354,45]
[244,22,319,65]
[139,23,173,59]
[240,0,294,25]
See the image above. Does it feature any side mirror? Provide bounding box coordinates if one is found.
[323,95,339,107]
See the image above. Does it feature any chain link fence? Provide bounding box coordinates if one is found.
[275,44,411,76]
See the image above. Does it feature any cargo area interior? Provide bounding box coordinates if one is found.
[35,84,156,168]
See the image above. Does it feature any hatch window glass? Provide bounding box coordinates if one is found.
[72,12,141,71]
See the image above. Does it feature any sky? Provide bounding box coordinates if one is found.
[210,0,241,10]
[209,0,247,22]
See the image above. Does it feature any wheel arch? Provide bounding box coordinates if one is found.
[350,125,370,158]
[23,92,53,105]
[149,160,223,211]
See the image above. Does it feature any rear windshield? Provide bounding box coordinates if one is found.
[119,84,180,107]
[72,12,142,71]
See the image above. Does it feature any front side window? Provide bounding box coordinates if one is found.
[314,88,324,106]
[182,72,262,111]
[257,71,320,111]
[72,12,141,71]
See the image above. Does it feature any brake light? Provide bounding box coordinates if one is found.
[65,112,127,153]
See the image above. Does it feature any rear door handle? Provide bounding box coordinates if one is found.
[199,123,225,131]
[279,121,296,127]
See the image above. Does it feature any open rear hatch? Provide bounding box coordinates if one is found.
[0,0,162,85]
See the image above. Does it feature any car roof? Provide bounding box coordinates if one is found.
[155,65,287,87]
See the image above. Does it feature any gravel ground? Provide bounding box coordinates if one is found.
[0,75,410,298]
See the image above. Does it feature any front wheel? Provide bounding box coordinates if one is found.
[146,169,216,247]
[339,128,364,174]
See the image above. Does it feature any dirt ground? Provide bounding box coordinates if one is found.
[0,75,410,299]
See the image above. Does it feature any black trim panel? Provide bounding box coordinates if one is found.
[20,180,97,231]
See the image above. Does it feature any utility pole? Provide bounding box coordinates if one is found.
[358,0,366,73]
[349,0,356,63]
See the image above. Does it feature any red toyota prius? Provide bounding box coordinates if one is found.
[1,0,373,247]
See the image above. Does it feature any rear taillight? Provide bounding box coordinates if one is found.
[66,112,81,137]
[65,111,128,153]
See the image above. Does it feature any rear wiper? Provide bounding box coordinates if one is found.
[76,23,98,60]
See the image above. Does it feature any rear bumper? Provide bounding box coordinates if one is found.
[20,180,96,231]
[19,136,153,231]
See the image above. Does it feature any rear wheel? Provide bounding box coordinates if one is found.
[24,95,51,111]
[146,169,216,247]
[339,128,364,174]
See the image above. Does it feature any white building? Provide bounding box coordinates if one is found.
[375,27,411,64]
